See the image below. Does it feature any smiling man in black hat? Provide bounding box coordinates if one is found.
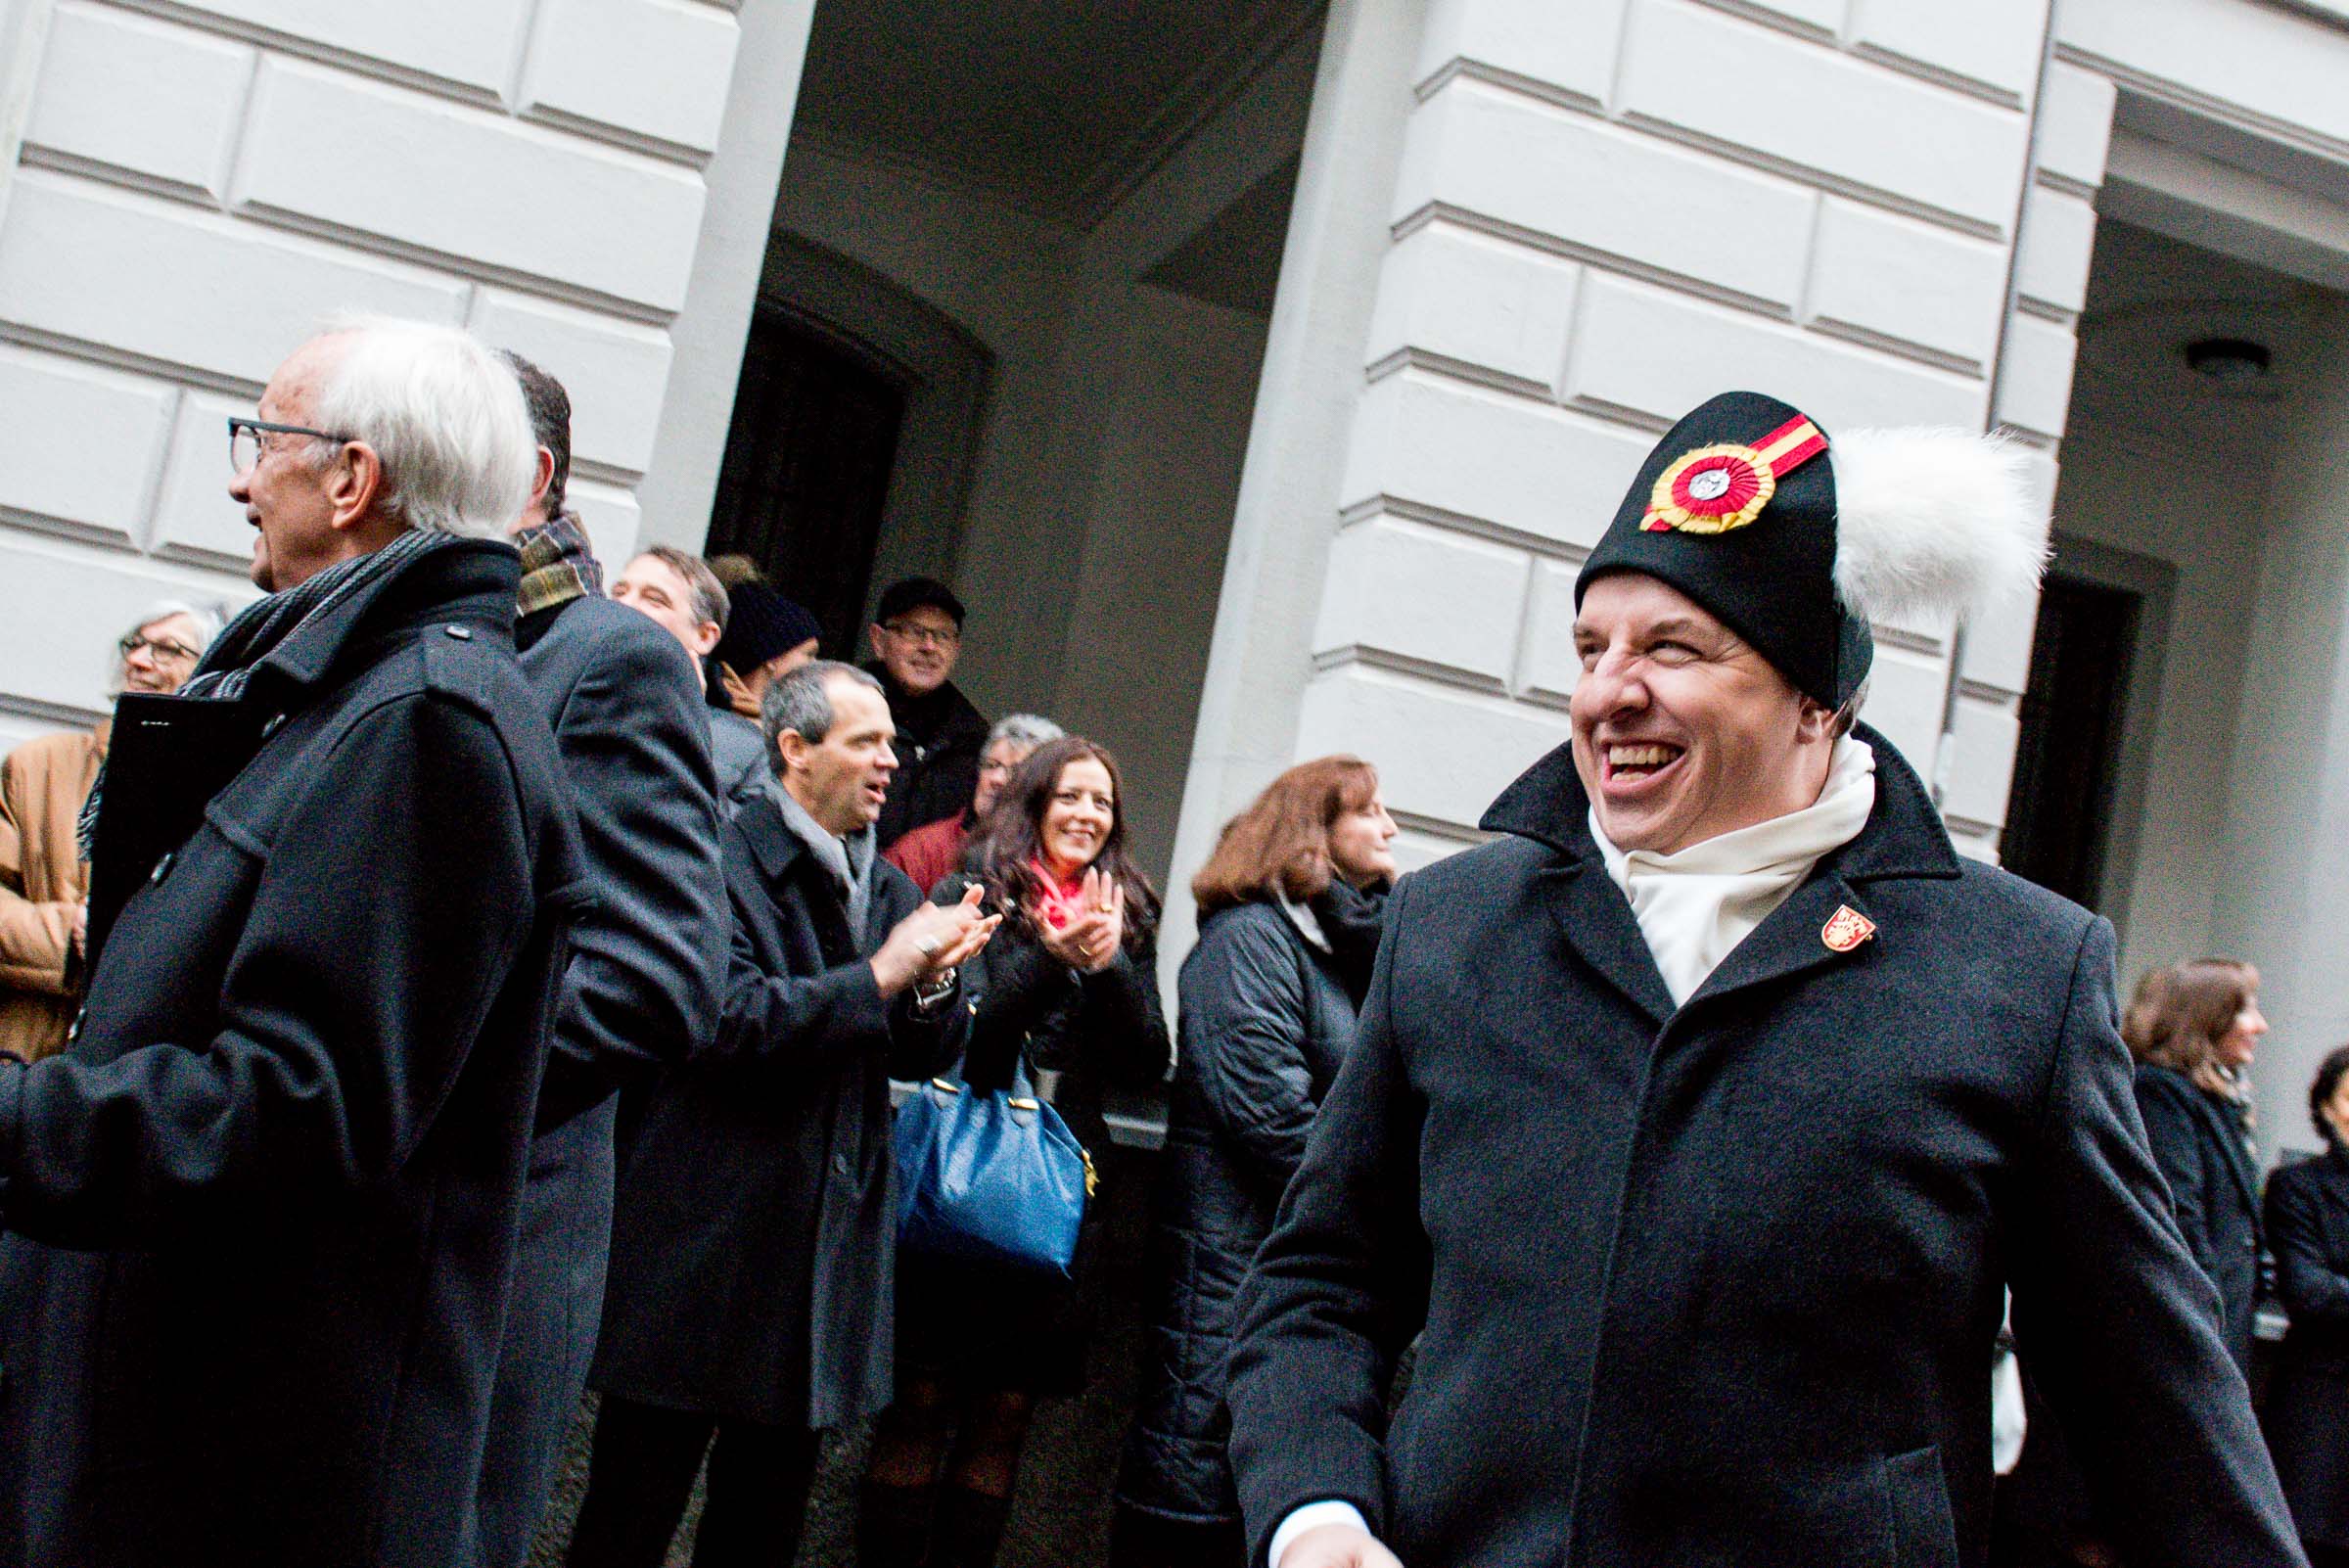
[863,576,990,850]
[1224,392,2304,1568]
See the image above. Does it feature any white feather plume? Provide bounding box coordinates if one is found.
[1828,427,2050,623]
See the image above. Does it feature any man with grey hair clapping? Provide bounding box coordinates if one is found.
[576,660,997,1568]
[0,317,586,1568]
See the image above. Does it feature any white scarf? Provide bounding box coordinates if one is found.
[1592,737,1877,1006]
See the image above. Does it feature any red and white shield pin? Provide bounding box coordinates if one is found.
[1821,904,1876,953]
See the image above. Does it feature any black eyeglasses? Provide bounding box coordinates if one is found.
[882,622,961,649]
[119,633,201,664]
[228,416,349,475]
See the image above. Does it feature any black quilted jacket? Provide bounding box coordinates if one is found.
[1115,886,1381,1524]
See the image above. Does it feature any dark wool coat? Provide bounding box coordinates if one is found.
[591,792,950,1430]
[866,666,989,850]
[2134,1063,2264,1372]
[0,541,586,1568]
[517,593,726,1126]
[1119,899,1363,1526]
[2264,1148,2349,1547]
[1225,726,2300,1568]
[466,593,727,1566]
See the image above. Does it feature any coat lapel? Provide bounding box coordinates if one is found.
[2194,1090,2262,1219]
[1681,870,1872,1014]
[738,794,859,963]
[1537,861,1675,1029]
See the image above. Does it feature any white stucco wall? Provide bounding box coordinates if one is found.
[0,0,803,747]
[1181,0,2097,871]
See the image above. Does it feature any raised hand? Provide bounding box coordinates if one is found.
[1037,869,1124,973]
[871,883,999,995]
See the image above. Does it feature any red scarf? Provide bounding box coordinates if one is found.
[1028,858,1087,930]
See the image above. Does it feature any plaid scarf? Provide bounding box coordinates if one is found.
[515,513,603,616]
[77,529,458,857]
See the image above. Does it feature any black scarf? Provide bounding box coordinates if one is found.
[1307,877,1391,1004]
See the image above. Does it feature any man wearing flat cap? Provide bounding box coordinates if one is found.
[864,575,990,850]
[1226,392,2305,1568]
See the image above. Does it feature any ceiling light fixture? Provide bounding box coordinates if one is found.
[2185,337,2273,383]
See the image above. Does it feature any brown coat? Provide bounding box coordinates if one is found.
[0,723,103,1062]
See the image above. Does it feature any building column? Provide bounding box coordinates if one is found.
[2208,294,2349,1151]
[1156,0,1429,970]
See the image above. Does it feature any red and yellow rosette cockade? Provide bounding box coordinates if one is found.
[1639,413,1828,534]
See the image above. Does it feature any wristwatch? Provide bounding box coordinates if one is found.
[911,967,958,1010]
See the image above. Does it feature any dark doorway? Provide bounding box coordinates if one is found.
[2001,573,2142,909]
[705,308,908,657]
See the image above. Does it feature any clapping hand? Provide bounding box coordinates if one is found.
[871,883,999,996]
[1037,868,1125,974]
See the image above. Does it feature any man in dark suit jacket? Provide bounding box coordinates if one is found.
[464,353,729,1568]
[573,661,997,1568]
[1226,392,2305,1568]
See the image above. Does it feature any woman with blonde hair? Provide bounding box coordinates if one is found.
[1109,756,1397,1568]
[2127,957,2268,1372]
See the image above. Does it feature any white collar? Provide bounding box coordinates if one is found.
[1590,737,1878,1005]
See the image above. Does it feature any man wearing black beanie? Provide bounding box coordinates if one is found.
[1225,392,2305,1568]
[709,582,822,811]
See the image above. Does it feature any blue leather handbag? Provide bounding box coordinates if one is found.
[894,1059,1094,1279]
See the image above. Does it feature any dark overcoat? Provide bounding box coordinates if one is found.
[0,541,586,1568]
[1225,726,2301,1568]
[467,592,727,1566]
[2134,1063,2264,1372]
[1119,899,1360,1525]
[591,792,949,1429]
[2264,1148,2349,1547]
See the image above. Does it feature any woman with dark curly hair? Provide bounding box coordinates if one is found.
[858,736,1172,1568]
[2263,1044,2349,1567]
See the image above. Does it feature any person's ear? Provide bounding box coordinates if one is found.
[1794,697,1840,745]
[867,623,888,659]
[776,727,807,771]
[325,442,386,532]
[691,620,721,658]
[529,446,556,515]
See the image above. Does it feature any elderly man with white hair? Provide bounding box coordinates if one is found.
[0,317,586,1568]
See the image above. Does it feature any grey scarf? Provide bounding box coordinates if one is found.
[769,782,879,941]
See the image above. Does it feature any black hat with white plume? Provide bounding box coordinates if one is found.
[1574,390,2049,709]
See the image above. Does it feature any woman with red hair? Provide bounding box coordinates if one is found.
[1110,756,1397,1568]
